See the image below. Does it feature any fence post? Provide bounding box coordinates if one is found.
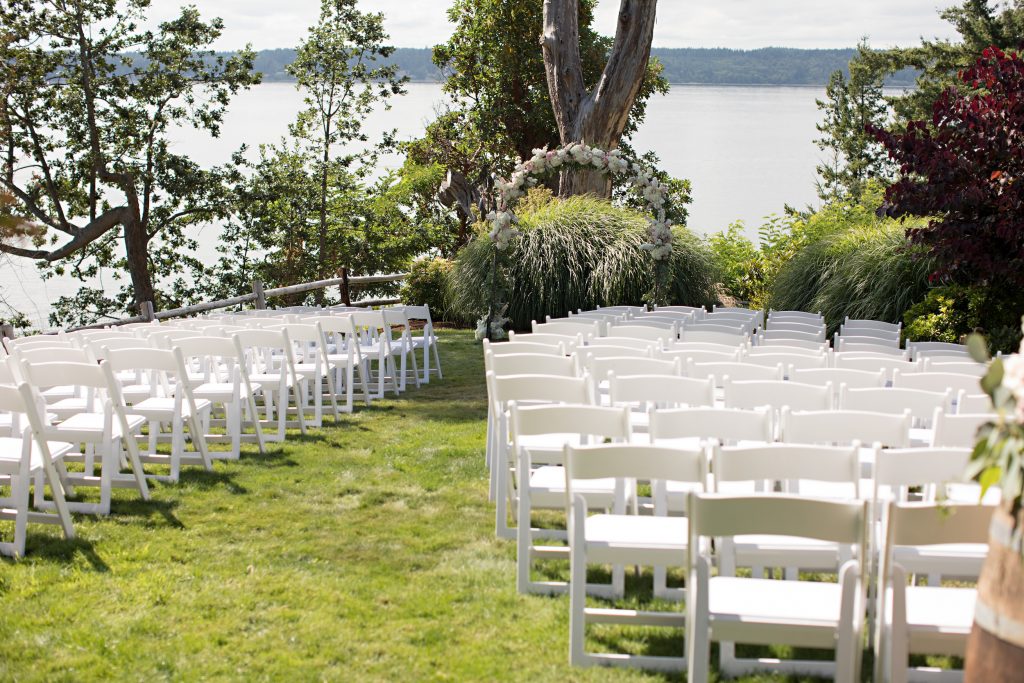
[0,323,14,340]
[340,268,351,306]
[139,301,155,322]
[252,279,267,310]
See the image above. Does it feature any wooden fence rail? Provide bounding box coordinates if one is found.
[54,273,407,333]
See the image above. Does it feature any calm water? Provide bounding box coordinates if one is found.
[1,82,830,326]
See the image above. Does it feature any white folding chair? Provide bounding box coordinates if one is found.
[233,328,307,442]
[382,307,421,392]
[745,343,828,357]
[565,442,705,670]
[931,409,991,448]
[678,329,749,346]
[18,360,150,516]
[587,336,657,352]
[756,336,829,351]
[841,386,952,444]
[308,315,369,412]
[0,382,76,557]
[534,318,603,338]
[507,330,584,351]
[876,502,992,683]
[174,335,266,459]
[893,370,981,397]
[906,341,970,362]
[687,493,868,683]
[103,347,213,483]
[399,304,442,383]
[957,392,994,414]
[723,379,833,417]
[350,310,400,399]
[759,328,826,344]
[509,402,630,595]
[606,325,676,345]
[743,352,827,377]
[487,373,594,539]
[481,339,566,358]
[791,367,886,392]
[920,359,986,376]
[838,340,910,358]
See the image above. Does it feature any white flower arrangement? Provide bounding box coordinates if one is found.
[487,143,673,261]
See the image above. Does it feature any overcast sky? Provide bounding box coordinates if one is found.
[150,0,964,51]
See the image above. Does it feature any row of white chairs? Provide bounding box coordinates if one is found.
[481,311,993,680]
[0,304,444,557]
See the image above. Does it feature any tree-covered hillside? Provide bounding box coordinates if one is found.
[248,46,916,86]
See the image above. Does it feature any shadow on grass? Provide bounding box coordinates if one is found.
[114,497,185,530]
[10,535,112,572]
[177,468,250,495]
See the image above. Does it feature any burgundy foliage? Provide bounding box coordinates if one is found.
[873,46,1024,286]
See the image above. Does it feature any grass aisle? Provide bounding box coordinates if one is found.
[2,330,822,682]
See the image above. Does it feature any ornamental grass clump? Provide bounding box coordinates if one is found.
[769,218,934,336]
[448,195,718,331]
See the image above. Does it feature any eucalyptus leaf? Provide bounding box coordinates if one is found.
[979,465,1002,498]
[967,333,990,363]
[981,358,1004,395]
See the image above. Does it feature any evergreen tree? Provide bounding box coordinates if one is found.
[815,41,892,202]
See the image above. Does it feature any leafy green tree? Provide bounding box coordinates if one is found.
[857,0,1024,123]
[815,40,892,202]
[405,0,674,234]
[0,0,258,323]
[286,0,408,303]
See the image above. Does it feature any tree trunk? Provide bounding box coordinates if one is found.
[123,216,155,307]
[541,0,657,198]
[316,139,331,307]
[964,502,1024,680]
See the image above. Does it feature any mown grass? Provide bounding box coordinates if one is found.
[1,330,840,681]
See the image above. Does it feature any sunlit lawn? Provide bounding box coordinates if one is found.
[1,329,855,681]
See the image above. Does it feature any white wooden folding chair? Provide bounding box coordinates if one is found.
[565,442,706,670]
[350,310,400,399]
[756,336,829,351]
[0,382,76,557]
[930,409,991,448]
[876,502,992,683]
[18,360,150,516]
[791,367,886,392]
[906,341,970,362]
[838,340,910,357]
[306,316,368,413]
[833,353,919,381]
[487,373,594,539]
[533,318,603,338]
[606,324,675,346]
[233,329,307,442]
[659,347,741,365]
[382,307,421,392]
[841,386,952,444]
[509,402,630,595]
[678,328,750,346]
[174,335,266,459]
[687,493,869,683]
[507,330,585,351]
[723,380,833,422]
[103,347,213,483]
[399,304,442,383]
[893,370,982,398]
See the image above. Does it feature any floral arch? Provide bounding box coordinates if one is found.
[477,142,676,340]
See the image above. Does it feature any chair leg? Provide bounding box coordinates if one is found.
[569,533,588,665]
[687,558,711,683]
[12,472,29,558]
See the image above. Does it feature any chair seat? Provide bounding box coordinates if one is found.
[708,576,845,647]
[905,585,975,653]
[325,354,354,366]
[53,412,145,440]
[529,465,616,508]
[584,513,688,565]
[249,373,292,388]
[130,397,212,420]
[0,437,75,474]
[520,435,583,466]
[41,385,76,403]
[193,382,262,402]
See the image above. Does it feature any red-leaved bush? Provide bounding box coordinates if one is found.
[874,46,1024,286]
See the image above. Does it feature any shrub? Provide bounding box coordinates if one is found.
[903,285,1024,353]
[768,196,934,335]
[447,195,719,330]
[706,222,761,304]
[400,257,457,322]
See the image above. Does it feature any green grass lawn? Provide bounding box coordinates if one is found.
[0,330,840,681]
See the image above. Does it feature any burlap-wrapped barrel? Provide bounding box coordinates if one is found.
[965,503,1024,680]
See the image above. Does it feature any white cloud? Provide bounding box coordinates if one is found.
[154,0,963,51]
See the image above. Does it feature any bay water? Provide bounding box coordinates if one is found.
[1,81,831,326]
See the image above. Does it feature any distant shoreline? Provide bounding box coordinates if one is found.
[245,46,919,88]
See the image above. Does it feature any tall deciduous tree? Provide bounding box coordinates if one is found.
[405,0,669,239]
[541,0,657,197]
[0,0,258,319]
[287,0,407,303]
